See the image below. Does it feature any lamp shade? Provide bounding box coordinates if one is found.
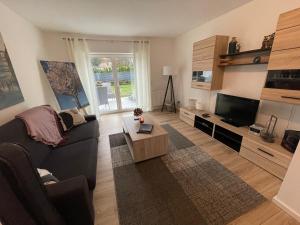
[162,66,173,76]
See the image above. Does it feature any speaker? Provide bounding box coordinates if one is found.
[281,130,300,153]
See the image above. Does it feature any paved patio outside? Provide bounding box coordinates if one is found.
[99,96,136,113]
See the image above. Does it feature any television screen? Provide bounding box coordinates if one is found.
[215,93,260,127]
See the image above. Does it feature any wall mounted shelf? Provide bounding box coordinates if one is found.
[219,48,271,67]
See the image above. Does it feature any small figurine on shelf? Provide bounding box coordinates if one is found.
[133,108,143,120]
[261,36,268,49]
[261,33,275,50]
[228,37,238,54]
[268,33,275,49]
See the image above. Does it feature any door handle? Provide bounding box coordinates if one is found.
[281,96,300,100]
[257,148,274,157]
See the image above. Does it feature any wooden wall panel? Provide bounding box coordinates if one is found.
[272,26,300,51]
[277,8,300,31]
[268,48,300,70]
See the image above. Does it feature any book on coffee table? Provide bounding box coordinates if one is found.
[137,123,153,134]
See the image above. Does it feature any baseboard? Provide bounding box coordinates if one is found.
[151,105,162,111]
[273,195,300,222]
[151,105,180,112]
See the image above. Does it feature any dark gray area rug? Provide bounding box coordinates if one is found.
[110,124,266,225]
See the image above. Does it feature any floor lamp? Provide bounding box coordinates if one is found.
[161,66,176,113]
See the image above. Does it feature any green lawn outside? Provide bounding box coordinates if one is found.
[111,83,133,97]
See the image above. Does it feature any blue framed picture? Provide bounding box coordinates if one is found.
[40,60,89,110]
[0,33,24,110]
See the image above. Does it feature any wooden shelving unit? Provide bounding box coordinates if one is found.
[219,48,271,67]
[192,35,229,90]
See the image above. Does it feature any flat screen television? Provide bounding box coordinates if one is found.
[215,93,260,127]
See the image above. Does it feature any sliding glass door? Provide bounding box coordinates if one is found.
[90,54,137,114]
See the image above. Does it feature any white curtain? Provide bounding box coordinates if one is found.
[134,40,152,111]
[65,38,99,117]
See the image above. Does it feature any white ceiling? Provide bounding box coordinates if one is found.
[1,0,253,37]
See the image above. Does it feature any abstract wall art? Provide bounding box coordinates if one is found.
[40,60,89,110]
[0,33,24,110]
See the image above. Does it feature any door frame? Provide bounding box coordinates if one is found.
[89,53,136,115]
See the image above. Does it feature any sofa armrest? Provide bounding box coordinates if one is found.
[45,176,94,225]
[84,115,96,122]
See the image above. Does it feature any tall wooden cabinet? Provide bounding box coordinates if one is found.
[261,8,300,104]
[268,8,300,70]
[192,35,228,90]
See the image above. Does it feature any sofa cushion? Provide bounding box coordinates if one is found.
[59,108,87,129]
[62,120,99,146]
[0,119,51,167]
[41,139,98,190]
[58,112,74,131]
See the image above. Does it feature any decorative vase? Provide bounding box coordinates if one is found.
[235,43,240,53]
[261,115,278,143]
[133,108,143,120]
[228,37,238,54]
[139,116,144,124]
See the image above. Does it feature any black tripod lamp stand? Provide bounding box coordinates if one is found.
[161,66,176,113]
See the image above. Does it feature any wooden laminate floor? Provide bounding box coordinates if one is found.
[94,111,299,225]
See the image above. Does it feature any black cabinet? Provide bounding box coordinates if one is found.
[193,115,243,152]
[214,125,243,152]
[194,116,214,136]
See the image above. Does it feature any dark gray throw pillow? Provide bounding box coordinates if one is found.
[59,112,74,131]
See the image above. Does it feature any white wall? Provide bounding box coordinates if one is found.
[0,2,50,124]
[274,143,300,221]
[150,38,175,108]
[174,0,300,138]
[41,31,175,109]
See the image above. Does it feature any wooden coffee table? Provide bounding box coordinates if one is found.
[122,115,168,163]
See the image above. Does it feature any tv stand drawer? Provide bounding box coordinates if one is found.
[214,125,242,152]
[180,108,195,120]
[194,116,214,136]
[179,108,195,126]
[242,137,291,168]
[240,147,287,179]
